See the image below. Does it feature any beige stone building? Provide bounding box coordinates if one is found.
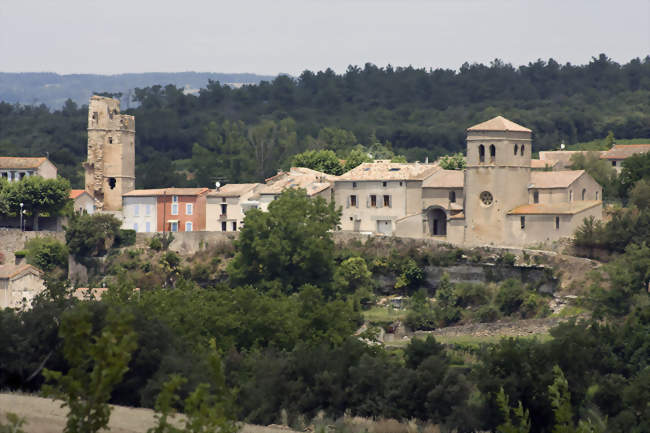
[206,183,261,232]
[84,96,135,211]
[70,190,95,214]
[600,144,650,173]
[0,157,57,181]
[0,264,45,309]
[252,167,336,211]
[336,116,604,247]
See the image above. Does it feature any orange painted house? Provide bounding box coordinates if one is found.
[123,188,208,232]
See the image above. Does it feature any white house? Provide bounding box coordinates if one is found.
[122,195,157,233]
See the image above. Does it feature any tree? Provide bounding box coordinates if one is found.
[42,305,137,433]
[342,148,373,172]
[0,176,71,230]
[291,149,343,175]
[496,387,531,433]
[629,179,650,210]
[569,152,616,200]
[439,153,467,170]
[228,188,341,292]
[65,213,122,262]
[20,236,68,272]
[605,131,615,148]
[617,152,650,200]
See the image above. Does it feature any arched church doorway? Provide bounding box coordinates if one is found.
[427,207,447,236]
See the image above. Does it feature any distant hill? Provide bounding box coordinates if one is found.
[0,72,277,108]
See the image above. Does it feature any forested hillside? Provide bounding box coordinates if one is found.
[0,54,648,188]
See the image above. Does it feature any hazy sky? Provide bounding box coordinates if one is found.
[1,0,648,76]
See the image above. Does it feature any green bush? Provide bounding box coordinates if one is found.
[495,279,526,316]
[14,250,27,258]
[455,282,490,307]
[22,237,68,272]
[115,229,136,248]
[496,252,517,266]
[149,236,163,251]
[475,305,500,323]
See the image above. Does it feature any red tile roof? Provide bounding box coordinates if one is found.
[467,116,531,133]
[69,189,89,199]
[600,144,650,160]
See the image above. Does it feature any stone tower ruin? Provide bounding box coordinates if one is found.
[84,95,135,211]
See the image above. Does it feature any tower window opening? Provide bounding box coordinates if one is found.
[556,216,560,230]
[449,191,456,203]
[92,112,98,122]
[479,145,485,163]
[514,144,518,155]
[108,177,116,189]
[520,145,525,156]
[533,191,539,203]
[489,145,496,163]
[581,189,586,200]
[520,216,526,229]
[108,137,113,144]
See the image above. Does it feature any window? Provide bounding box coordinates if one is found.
[612,161,617,167]
[232,221,237,231]
[170,221,178,232]
[108,137,113,144]
[596,191,599,200]
[383,195,391,207]
[520,216,526,229]
[382,181,387,187]
[533,191,539,204]
[489,145,496,162]
[221,221,227,231]
[134,204,140,216]
[220,203,227,215]
[92,112,98,122]
[370,195,377,207]
[480,191,494,206]
[520,145,525,156]
[185,222,193,232]
[350,195,357,207]
[134,222,138,232]
[514,144,518,155]
[569,190,573,202]
[108,177,116,189]
[581,189,586,200]
[172,195,178,202]
[479,145,485,163]
[449,191,456,203]
[186,203,193,215]
[352,182,357,188]
[145,221,151,232]
[171,195,178,215]
[555,216,560,230]
[145,204,151,216]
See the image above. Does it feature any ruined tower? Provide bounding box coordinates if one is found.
[84,95,135,211]
[463,116,532,245]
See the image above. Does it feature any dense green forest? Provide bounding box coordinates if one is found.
[1,54,648,188]
[2,189,649,433]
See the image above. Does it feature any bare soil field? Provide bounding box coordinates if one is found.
[0,393,294,433]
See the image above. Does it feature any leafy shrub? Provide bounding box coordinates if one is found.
[22,237,68,271]
[115,229,136,247]
[475,305,500,323]
[496,252,517,266]
[495,279,526,316]
[454,283,489,307]
[14,250,27,258]
[149,236,163,251]
[395,258,424,291]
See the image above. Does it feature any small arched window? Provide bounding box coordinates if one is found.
[569,190,573,202]
[479,145,485,163]
[581,189,586,200]
[489,145,496,162]
[533,191,539,203]
[596,191,599,200]
[520,144,525,156]
[449,191,456,203]
[514,144,518,155]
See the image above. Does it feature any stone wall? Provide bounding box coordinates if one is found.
[0,228,65,266]
[134,231,239,255]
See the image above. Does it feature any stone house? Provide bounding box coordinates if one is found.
[70,190,95,214]
[251,167,336,211]
[537,151,605,171]
[0,264,45,309]
[206,183,260,232]
[600,144,650,173]
[0,157,57,182]
[334,161,439,235]
[122,188,208,232]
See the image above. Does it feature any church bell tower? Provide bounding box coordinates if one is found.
[462,116,532,245]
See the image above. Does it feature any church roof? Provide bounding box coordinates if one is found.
[600,144,650,160]
[529,170,585,189]
[338,161,439,181]
[423,169,464,188]
[508,201,601,215]
[530,159,558,169]
[0,157,49,170]
[467,116,531,133]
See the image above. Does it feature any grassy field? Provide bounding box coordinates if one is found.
[363,305,408,323]
[384,332,553,349]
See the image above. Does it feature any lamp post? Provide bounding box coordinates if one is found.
[19,202,23,231]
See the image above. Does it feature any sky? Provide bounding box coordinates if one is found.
[1,0,648,76]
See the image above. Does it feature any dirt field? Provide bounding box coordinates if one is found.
[0,393,294,433]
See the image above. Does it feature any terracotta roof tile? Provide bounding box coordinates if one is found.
[338,161,439,181]
[423,169,464,188]
[529,171,584,189]
[0,264,42,279]
[467,116,531,133]
[69,189,89,199]
[600,144,650,160]
[508,201,601,215]
[208,183,259,197]
[0,157,48,170]
[123,188,209,197]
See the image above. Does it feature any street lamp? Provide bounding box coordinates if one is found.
[19,202,23,231]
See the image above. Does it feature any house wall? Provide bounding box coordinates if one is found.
[504,204,603,247]
[0,272,45,309]
[37,160,58,179]
[122,196,157,232]
[530,174,603,204]
[206,194,250,232]
[73,194,95,214]
[157,194,206,232]
[422,187,464,210]
[335,180,414,233]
